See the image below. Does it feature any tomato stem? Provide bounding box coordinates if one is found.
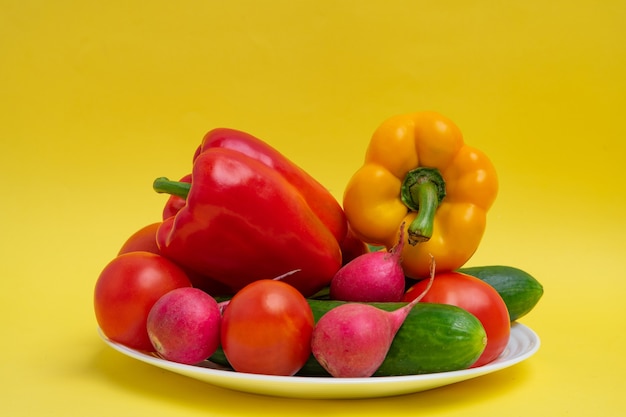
[400,167,446,245]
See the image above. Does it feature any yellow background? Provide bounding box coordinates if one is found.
[2,0,625,415]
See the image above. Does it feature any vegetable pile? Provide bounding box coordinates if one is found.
[94,111,543,378]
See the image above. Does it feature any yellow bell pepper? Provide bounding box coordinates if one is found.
[343,111,498,279]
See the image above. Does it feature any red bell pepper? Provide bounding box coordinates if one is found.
[154,128,347,297]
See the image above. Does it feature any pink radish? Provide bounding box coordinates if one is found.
[330,223,406,302]
[147,287,221,365]
[312,258,435,378]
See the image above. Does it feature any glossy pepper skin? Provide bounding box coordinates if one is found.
[343,111,498,279]
[155,129,347,297]
[192,128,347,243]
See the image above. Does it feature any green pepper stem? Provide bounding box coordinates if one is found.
[153,177,191,199]
[400,167,446,245]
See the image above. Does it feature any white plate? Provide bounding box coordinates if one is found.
[99,322,539,399]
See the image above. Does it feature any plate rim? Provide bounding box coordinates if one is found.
[98,322,540,398]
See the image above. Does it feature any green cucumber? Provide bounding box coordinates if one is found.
[458,265,543,322]
[298,299,487,377]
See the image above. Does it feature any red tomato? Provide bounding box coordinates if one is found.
[403,271,510,367]
[94,252,192,351]
[221,279,314,376]
[117,223,162,255]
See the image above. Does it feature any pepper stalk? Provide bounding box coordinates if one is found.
[400,167,446,245]
[153,177,191,199]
